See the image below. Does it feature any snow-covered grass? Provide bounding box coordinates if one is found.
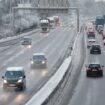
[0,13,39,39]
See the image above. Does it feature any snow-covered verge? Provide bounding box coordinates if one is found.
[0,13,39,39]
[0,29,39,46]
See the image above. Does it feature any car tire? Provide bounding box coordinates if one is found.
[100,72,103,77]
[87,46,90,49]
[90,51,93,54]
[20,85,25,91]
[86,72,90,77]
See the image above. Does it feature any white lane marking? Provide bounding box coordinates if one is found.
[3,50,25,66]
[6,50,15,56]
[42,29,64,53]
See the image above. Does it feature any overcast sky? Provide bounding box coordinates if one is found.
[95,0,105,2]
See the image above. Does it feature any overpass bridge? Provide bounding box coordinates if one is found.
[13,0,70,17]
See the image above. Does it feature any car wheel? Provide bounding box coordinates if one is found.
[87,46,89,48]
[20,85,24,91]
[100,72,103,77]
[86,72,89,77]
[19,84,26,91]
[90,51,92,54]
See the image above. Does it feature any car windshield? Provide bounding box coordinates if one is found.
[23,38,31,41]
[92,45,100,48]
[89,40,95,42]
[5,71,23,78]
[33,55,45,60]
[89,64,100,68]
[23,40,30,42]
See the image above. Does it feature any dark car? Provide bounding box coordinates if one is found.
[87,32,95,38]
[2,67,26,90]
[86,63,104,77]
[21,37,32,48]
[30,53,47,69]
[90,44,101,54]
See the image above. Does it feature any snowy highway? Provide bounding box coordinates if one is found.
[67,29,105,105]
[0,24,76,105]
[1,0,105,105]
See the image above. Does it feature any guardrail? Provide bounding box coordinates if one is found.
[71,32,80,57]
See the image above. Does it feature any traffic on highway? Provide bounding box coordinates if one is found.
[1,0,105,105]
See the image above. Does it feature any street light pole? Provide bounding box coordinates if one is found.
[69,7,79,32]
[77,8,79,32]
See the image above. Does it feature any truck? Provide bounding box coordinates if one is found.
[40,19,50,33]
[53,16,60,26]
[85,22,95,38]
[47,17,55,29]
[95,16,104,30]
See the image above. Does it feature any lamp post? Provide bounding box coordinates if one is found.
[69,7,80,32]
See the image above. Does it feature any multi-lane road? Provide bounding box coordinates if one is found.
[0,24,76,105]
[67,28,105,105]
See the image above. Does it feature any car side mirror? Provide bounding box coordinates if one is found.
[2,76,4,79]
[23,76,26,78]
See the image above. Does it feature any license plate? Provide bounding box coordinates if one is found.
[93,69,97,71]
[9,84,15,86]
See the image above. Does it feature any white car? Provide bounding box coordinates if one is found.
[87,39,96,48]
[2,67,26,90]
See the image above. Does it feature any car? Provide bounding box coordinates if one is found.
[87,39,96,48]
[86,63,104,77]
[2,67,26,90]
[87,30,95,38]
[30,53,47,69]
[21,36,32,48]
[90,44,101,54]
[97,25,103,34]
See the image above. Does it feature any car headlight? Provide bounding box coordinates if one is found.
[31,61,34,64]
[42,61,45,64]
[4,80,8,83]
[17,79,22,83]
[28,45,32,48]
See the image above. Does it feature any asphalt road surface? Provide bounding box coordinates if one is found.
[0,24,76,105]
[67,29,105,105]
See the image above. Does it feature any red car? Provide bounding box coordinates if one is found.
[86,63,104,77]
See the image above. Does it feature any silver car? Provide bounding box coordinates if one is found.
[30,53,47,69]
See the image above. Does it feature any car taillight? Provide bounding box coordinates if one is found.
[99,68,102,71]
[87,68,91,71]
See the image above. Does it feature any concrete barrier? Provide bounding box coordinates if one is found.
[25,56,71,105]
[24,31,79,105]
